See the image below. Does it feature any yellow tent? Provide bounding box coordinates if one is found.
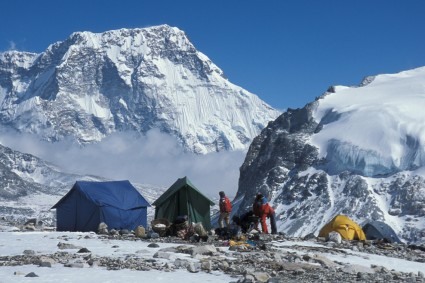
[318,215,366,241]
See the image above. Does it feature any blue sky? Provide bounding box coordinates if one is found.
[2,0,425,110]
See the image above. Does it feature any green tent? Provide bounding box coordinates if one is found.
[152,176,214,230]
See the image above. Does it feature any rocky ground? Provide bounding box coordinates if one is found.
[1,219,425,282]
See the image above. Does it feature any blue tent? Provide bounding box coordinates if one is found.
[52,180,150,232]
[362,220,402,243]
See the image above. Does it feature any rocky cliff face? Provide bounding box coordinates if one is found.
[0,143,82,223]
[236,67,425,243]
[0,144,78,199]
[0,25,279,153]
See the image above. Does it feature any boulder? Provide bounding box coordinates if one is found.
[98,222,108,234]
[153,251,171,260]
[327,231,342,244]
[134,226,146,238]
[190,245,217,256]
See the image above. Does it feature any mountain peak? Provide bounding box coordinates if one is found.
[0,25,280,153]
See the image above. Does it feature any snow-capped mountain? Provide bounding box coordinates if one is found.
[0,25,279,154]
[236,67,425,243]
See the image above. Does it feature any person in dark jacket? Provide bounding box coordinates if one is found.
[232,210,258,233]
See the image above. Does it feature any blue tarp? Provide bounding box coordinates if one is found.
[52,180,150,232]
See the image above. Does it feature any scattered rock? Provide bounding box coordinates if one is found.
[149,232,160,239]
[187,262,199,273]
[252,272,270,282]
[64,263,84,268]
[98,222,108,234]
[1,227,424,282]
[77,248,91,253]
[24,218,37,226]
[219,260,230,271]
[39,261,52,268]
[201,260,212,271]
[135,226,146,238]
[303,233,316,240]
[158,247,178,253]
[174,258,190,268]
[25,272,38,277]
[153,251,171,260]
[57,242,80,250]
[327,231,342,244]
[119,229,130,235]
[23,249,35,255]
[190,245,217,256]
[39,256,56,265]
[341,264,375,274]
[240,274,255,282]
[24,223,36,231]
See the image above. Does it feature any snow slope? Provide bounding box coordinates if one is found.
[312,67,425,176]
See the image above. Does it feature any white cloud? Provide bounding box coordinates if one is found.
[0,128,245,199]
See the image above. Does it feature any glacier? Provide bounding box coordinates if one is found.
[311,67,425,177]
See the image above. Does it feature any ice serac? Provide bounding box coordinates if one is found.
[0,25,280,153]
[236,67,425,243]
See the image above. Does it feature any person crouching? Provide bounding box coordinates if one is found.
[256,193,277,234]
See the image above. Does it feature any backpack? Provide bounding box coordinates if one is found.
[220,196,232,213]
[224,197,232,212]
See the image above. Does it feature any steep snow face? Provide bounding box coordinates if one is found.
[0,25,279,153]
[311,67,425,176]
[236,67,425,243]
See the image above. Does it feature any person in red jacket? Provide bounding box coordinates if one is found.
[256,193,278,234]
[218,191,232,228]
